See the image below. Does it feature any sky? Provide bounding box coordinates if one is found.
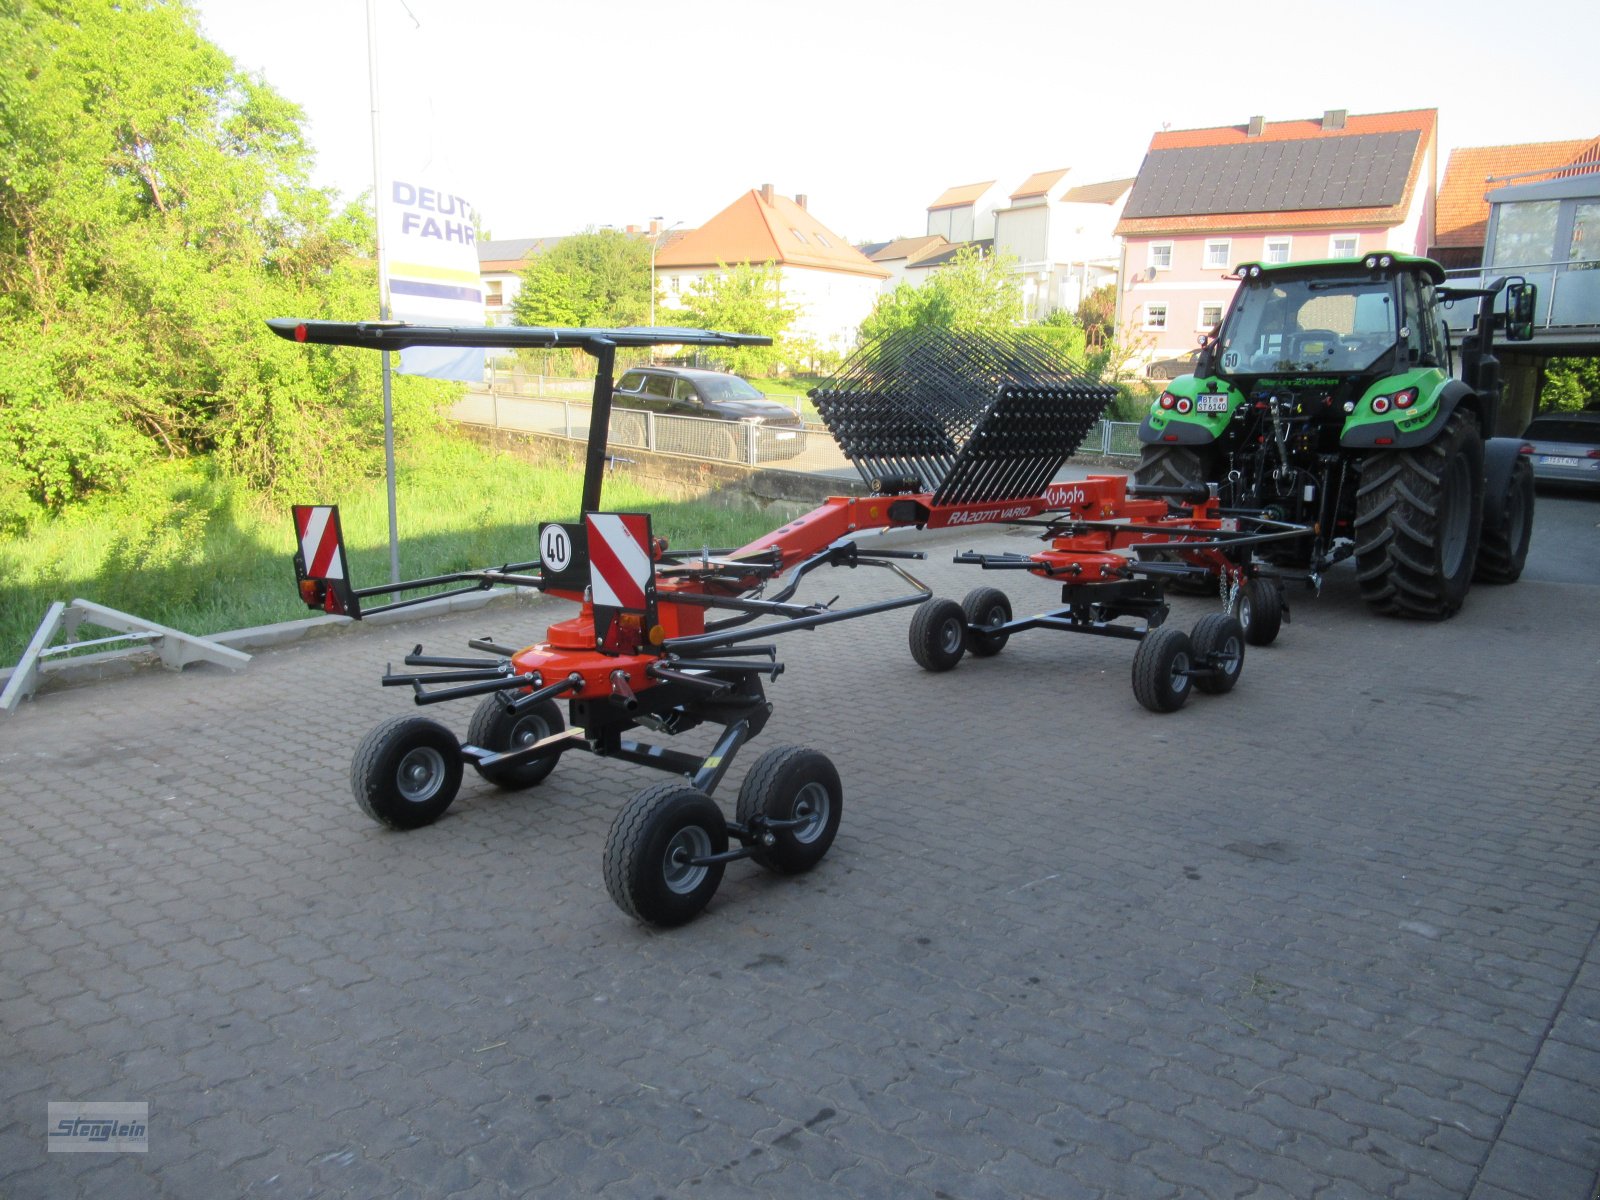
[191,0,1600,246]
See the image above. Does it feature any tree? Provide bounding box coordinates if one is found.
[511,229,652,328]
[1539,357,1600,413]
[670,262,799,377]
[0,0,453,523]
[1028,308,1089,364]
[858,246,1022,342]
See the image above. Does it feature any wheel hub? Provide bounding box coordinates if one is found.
[397,746,447,803]
[790,783,830,844]
[663,826,712,894]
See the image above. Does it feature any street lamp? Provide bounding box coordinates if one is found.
[649,217,683,326]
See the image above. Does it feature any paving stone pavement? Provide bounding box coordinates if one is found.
[2,516,1598,1200]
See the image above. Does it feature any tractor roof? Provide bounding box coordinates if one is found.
[1234,252,1446,285]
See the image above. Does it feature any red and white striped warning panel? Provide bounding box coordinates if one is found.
[294,505,346,581]
[585,512,652,613]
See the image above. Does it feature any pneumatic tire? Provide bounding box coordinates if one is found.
[1131,626,1195,713]
[603,783,728,927]
[1133,445,1217,594]
[909,598,968,672]
[351,716,464,830]
[735,746,842,875]
[1235,578,1283,647]
[1474,454,1535,584]
[1353,410,1485,619]
[466,696,564,790]
[1189,614,1245,695]
[961,587,1012,657]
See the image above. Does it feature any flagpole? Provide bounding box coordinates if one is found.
[367,0,401,585]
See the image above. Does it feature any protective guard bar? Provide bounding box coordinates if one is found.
[269,318,772,514]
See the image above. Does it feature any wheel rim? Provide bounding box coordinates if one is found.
[663,825,712,894]
[1238,593,1253,630]
[790,783,831,844]
[1170,651,1192,695]
[985,604,1007,630]
[1440,453,1473,576]
[397,746,447,803]
[1216,637,1242,677]
[509,715,549,751]
[939,617,964,655]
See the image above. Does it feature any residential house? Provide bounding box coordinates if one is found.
[991,170,1135,319]
[476,236,563,325]
[653,185,890,353]
[1114,108,1439,366]
[1432,137,1600,269]
[925,181,1004,244]
[858,235,950,289]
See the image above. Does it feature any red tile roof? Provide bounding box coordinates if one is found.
[1435,138,1600,249]
[1115,109,1436,237]
[654,189,889,278]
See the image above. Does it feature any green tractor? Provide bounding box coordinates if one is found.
[1135,252,1539,621]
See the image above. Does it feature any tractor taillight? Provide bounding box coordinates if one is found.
[298,578,321,607]
[1176,397,1193,414]
[1159,392,1177,410]
[1393,388,1418,409]
[1372,396,1391,413]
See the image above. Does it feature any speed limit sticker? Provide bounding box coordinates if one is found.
[538,521,587,591]
[540,524,573,572]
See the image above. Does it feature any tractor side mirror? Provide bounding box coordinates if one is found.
[1505,281,1537,341]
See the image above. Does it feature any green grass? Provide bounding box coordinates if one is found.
[0,435,774,666]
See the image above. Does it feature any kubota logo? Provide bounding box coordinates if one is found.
[1043,484,1088,507]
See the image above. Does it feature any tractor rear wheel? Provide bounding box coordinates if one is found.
[1134,445,1217,593]
[351,716,464,829]
[1353,411,1484,619]
[603,783,728,927]
[961,587,1012,657]
[1131,626,1195,713]
[909,598,968,671]
[1474,454,1535,584]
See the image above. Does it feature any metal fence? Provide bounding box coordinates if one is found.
[454,385,1143,469]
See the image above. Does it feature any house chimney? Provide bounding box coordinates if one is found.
[795,193,808,210]
[625,224,638,234]
[649,219,661,236]
[1322,108,1347,131]
[759,183,775,206]
[1246,115,1265,137]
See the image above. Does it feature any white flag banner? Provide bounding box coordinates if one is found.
[381,179,485,381]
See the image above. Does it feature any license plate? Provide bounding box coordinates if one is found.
[772,431,797,440]
[1195,394,1230,413]
[1538,455,1582,467]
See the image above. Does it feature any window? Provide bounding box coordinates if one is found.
[1491,201,1559,269]
[790,228,809,244]
[668,276,680,294]
[1204,240,1231,270]
[1149,243,1173,270]
[642,374,673,398]
[617,371,645,393]
[815,234,831,248]
[1199,303,1223,329]
[1329,234,1358,259]
[1569,202,1600,264]
[1264,237,1291,264]
[1144,303,1168,330]
[672,379,700,403]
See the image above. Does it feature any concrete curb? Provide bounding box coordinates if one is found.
[0,524,983,703]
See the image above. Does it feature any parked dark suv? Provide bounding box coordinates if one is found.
[612,366,805,461]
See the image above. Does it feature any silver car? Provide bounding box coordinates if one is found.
[1521,411,1600,490]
